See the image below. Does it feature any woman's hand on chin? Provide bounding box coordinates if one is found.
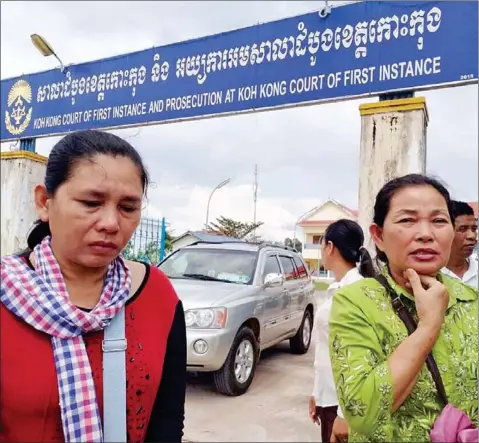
[405,268,449,333]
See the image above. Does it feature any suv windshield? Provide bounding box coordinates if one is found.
[159,248,257,285]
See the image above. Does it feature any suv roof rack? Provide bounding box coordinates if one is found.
[186,240,248,246]
[185,240,297,253]
[258,242,297,253]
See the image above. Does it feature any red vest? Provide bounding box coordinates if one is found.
[0,265,178,443]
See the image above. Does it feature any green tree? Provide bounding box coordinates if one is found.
[208,216,264,239]
[164,230,174,253]
[137,241,160,263]
[122,239,136,260]
[284,237,303,252]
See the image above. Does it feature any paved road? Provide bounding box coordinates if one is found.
[184,291,328,442]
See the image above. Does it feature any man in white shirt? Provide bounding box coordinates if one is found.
[443,201,478,288]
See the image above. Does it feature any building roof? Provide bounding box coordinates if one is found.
[298,198,358,227]
[171,230,244,244]
[326,199,358,217]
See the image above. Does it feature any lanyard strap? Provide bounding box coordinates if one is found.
[102,307,127,442]
[375,275,449,405]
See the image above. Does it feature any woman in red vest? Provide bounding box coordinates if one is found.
[1,130,186,442]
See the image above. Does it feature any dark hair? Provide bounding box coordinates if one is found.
[27,130,149,250]
[372,173,454,263]
[323,219,376,278]
[451,200,475,219]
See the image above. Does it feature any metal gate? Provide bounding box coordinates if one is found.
[122,216,167,264]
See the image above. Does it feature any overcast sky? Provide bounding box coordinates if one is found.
[1,1,477,241]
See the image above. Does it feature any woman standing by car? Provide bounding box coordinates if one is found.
[309,219,375,443]
[1,130,186,442]
[329,174,478,442]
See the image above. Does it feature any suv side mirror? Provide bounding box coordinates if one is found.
[264,273,284,288]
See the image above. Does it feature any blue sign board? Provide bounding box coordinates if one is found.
[1,1,477,141]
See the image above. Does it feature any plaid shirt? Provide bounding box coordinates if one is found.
[0,236,131,442]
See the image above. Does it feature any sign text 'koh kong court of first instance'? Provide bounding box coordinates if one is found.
[1,0,477,141]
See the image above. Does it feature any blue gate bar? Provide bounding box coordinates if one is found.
[160,217,166,261]
[19,138,36,152]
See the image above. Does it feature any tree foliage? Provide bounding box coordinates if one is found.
[122,231,174,263]
[284,237,303,252]
[207,216,264,239]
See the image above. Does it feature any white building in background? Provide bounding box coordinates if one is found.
[298,199,478,277]
[298,199,358,279]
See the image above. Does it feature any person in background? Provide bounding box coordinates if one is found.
[443,200,477,288]
[1,130,186,442]
[329,174,477,442]
[308,219,376,443]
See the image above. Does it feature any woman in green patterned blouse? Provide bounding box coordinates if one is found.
[329,174,478,442]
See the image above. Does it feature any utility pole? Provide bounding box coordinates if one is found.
[253,164,258,240]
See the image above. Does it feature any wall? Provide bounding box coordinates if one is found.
[304,231,326,244]
[1,152,47,255]
[357,98,428,250]
[302,226,327,237]
[301,201,357,239]
[302,249,322,261]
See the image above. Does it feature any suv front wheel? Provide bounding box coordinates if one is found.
[213,326,259,396]
[290,310,313,354]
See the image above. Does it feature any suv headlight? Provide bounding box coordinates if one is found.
[184,307,227,329]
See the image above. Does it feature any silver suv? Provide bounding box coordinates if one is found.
[158,241,316,396]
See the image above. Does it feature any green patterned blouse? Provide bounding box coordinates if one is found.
[329,272,478,442]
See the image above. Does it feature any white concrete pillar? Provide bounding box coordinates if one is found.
[357,97,428,251]
[1,150,48,255]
